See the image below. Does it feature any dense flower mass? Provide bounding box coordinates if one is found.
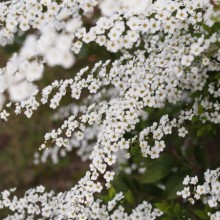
[0,0,220,219]
[177,168,220,218]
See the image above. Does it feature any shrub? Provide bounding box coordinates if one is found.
[0,0,220,219]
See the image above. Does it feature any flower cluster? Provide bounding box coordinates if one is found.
[0,185,162,219]
[1,0,219,107]
[0,0,97,106]
[0,0,97,46]
[0,0,220,219]
[177,168,220,219]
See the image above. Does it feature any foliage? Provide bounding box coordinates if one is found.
[0,0,220,219]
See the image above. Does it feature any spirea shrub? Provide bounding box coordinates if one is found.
[0,0,220,219]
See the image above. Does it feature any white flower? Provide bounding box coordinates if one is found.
[181,55,194,67]
[22,61,44,82]
[0,94,5,109]
[8,81,37,102]
[178,127,188,137]
[190,176,198,185]
[176,9,188,20]
[183,175,190,185]
[182,187,190,199]
[104,171,115,182]
[196,185,206,195]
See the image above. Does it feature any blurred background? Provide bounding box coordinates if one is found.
[0,35,111,194]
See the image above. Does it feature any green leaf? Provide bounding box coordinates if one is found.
[193,210,209,219]
[214,72,220,80]
[154,202,169,213]
[172,203,181,217]
[194,145,207,167]
[130,143,142,156]
[160,217,170,220]
[112,173,136,191]
[192,115,199,123]
[198,105,204,115]
[141,154,175,184]
[197,124,216,137]
[155,202,183,218]
[125,190,135,205]
[212,22,220,32]
[191,91,201,98]
[197,127,205,137]
[202,23,212,34]
[108,186,116,199]
[165,173,186,200]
